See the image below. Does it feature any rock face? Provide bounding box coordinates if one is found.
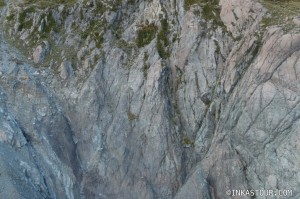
[59,61,73,80]
[32,41,50,64]
[0,0,300,199]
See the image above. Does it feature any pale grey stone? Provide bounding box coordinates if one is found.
[0,0,299,199]
[293,16,300,26]
[59,61,73,80]
[32,41,50,64]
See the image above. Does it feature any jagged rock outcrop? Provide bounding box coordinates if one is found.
[32,41,50,64]
[0,0,299,198]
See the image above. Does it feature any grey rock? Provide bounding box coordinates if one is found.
[293,16,300,26]
[105,11,117,25]
[77,47,87,60]
[59,61,73,80]
[32,41,50,64]
[200,92,212,105]
[0,0,300,198]
[38,18,45,32]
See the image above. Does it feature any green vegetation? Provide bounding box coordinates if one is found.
[111,0,122,11]
[127,111,138,121]
[3,0,110,82]
[128,0,136,5]
[95,33,104,48]
[184,0,218,11]
[82,0,122,14]
[183,136,195,148]
[156,19,170,59]
[184,0,224,29]
[136,23,157,48]
[18,7,35,31]
[112,26,124,39]
[214,40,221,54]
[143,52,149,78]
[22,0,76,8]
[115,39,137,69]
[16,6,62,33]
[81,19,107,48]
[260,0,300,32]
[23,0,75,3]
[251,40,262,58]
[116,39,134,53]
[0,0,5,7]
[44,13,58,33]
[18,18,33,31]
[6,14,14,21]
[94,1,109,14]
[184,0,201,10]
[201,0,219,20]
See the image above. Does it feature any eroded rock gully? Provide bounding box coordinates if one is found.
[0,0,299,198]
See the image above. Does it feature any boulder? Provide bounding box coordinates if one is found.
[293,16,300,26]
[32,41,50,64]
[59,60,73,80]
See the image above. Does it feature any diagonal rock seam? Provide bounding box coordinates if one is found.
[0,0,299,198]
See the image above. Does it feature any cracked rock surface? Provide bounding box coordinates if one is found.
[0,0,299,198]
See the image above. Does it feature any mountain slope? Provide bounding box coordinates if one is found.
[0,0,299,198]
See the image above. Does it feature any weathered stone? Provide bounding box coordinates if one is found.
[32,41,50,64]
[293,16,300,26]
[105,11,117,25]
[59,60,73,80]
[0,0,300,199]
[38,18,45,32]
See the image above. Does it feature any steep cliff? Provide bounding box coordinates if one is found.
[0,0,299,198]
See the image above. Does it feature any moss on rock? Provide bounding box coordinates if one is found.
[136,23,158,48]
